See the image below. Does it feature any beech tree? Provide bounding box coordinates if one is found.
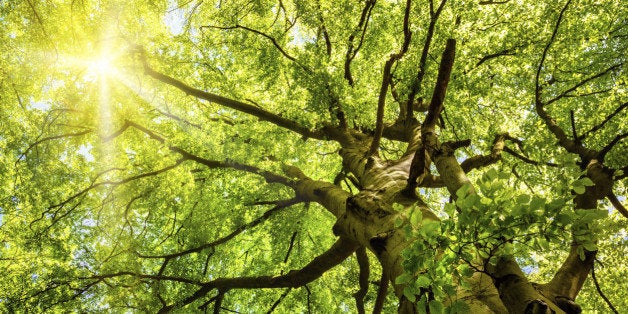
[0,0,626,313]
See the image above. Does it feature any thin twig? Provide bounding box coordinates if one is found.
[591,262,619,314]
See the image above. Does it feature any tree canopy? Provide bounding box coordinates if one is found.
[0,0,626,313]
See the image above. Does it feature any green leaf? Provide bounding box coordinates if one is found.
[556,213,573,225]
[530,196,545,210]
[579,177,595,186]
[415,275,431,288]
[583,242,597,251]
[395,273,414,285]
[444,203,457,215]
[429,300,445,314]
[578,246,586,261]
[457,194,480,209]
[394,217,403,228]
[456,264,474,277]
[392,203,405,212]
[456,183,473,200]
[589,209,609,220]
[410,208,423,226]
[448,300,471,313]
[403,286,417,302]
[573,185,586,194]
[484,168,498,181]
[516,194,530,205]
[421,221,441,237]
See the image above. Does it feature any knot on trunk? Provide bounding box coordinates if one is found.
[524,299,552,314]
[555,296,582,314]
[369,232,393,256]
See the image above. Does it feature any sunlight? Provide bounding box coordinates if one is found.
[86,54,116,78]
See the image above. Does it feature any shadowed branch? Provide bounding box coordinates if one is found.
[158,237,359,312]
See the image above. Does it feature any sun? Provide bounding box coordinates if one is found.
[86,54,115,77]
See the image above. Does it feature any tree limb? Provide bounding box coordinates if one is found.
[533,0,601,161]
[353,247,370,314]
[544,64,621,107]
[479,0,510,4]
[18,130,92,161]
[460,135,504,172]
[372,267,389,314]
[159,237,359,312]
[535,0,571,103]
[503,146,559,167]
[599,132,628,161]
[405,39,456,192]
[200,24,311,72]
[404,0,448,123]
[344,0,376,86]
[423,39,456,133]
[368,0,413,156]
[607,192,628,218]
[137,199,300,259]
[316,2,332,57]
[475,47,516,67]
[140,58,327,141]
[591,262,620,314]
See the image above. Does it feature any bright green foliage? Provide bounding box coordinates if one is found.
[0,0,626,312]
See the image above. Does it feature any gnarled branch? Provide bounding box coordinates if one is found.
[159,237,359,312]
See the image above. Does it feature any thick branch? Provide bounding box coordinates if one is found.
[344,0,376,86]
[160,237,359,312]
[354,247,370,314]
[368,0,413,156]
[541,160,609,302]
[460,135,505,172]
[405,39,456,192]
[404,0,448,123]
[607,192,628,218]
[141,60,327,140]
[373,268,389,314]
[423,38,456,133]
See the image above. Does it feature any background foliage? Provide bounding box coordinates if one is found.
[0,0,626,312]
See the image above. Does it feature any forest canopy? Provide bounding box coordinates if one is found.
[0,0,626,313]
